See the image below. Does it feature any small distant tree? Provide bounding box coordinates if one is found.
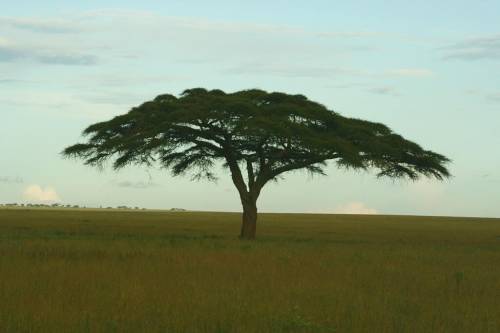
[63,89,450,239]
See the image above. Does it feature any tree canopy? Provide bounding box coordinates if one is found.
[63,88,450,239]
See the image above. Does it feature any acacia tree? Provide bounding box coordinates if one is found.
[63,88,450,239]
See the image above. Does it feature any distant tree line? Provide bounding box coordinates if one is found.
[0,203,187,211]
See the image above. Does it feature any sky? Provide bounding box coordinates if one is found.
[1,0,499,217]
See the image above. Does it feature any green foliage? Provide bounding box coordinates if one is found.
[63,89,450,192]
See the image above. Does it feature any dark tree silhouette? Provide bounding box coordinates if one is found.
[63,88,450,239]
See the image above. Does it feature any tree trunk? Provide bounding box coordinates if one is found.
[240,199,258,240]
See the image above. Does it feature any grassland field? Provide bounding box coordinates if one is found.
[0,208,499,332]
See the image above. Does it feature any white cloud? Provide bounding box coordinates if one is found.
[0,37,97,65]
[367,86,399,96]
[487,92,500,102]
[23,185,61,202]
[334,202,378,215]
[316,31,385,38]
[1,11,390,69]
[111,180,159,189]
[387,68,434,77]
[442,35,500,61]
[80,9,305,35]
[0,17,82,33]
[0,90,127,120]
[1,11,433,82]
[224,62,368,78]
[0,176,24,184]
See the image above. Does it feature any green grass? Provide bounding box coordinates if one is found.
[1,208,499,332]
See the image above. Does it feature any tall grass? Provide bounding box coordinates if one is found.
[1,208,499,332]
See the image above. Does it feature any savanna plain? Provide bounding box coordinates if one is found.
[0,208,499,333]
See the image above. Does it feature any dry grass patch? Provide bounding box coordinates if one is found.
[1,208,499,332]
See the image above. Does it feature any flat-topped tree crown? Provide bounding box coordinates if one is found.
[63,88,450,239]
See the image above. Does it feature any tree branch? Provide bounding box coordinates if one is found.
[246,159,255,189]
[223,139,249,197]
[267,154,339,180]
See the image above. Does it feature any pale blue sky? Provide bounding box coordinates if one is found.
[1,1,499,216]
